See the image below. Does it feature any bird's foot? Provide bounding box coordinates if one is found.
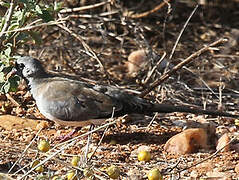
[55,127,81,142]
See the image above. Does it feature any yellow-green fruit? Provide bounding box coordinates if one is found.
[147,168,162,180]
[38,139,50,152]
[35,165,44,173]
[52,176,61,180]
[138,150,151,162]
[71,156,80,166]
[83,168,94,178]
[31,160,44,173]
[107,165,120,179]
[235,119,239,126]
[67,171,77,180]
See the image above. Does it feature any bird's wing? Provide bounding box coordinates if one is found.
[34,78,123,122]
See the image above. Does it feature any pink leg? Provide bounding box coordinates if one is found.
[56,127,82,142]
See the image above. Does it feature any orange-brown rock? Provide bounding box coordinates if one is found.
[235,163,239,174]
[126,49,148,77]
[164,128,208,155]
[216,133,230,152]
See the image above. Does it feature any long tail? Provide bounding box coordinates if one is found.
[109,91,238,118]
[151,103,238,118]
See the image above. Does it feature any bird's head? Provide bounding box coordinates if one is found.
[15,56,47,81]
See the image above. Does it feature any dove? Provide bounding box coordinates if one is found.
[15,56,238,127]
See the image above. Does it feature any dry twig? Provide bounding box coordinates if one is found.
[142,52,167,85]
[2,19,66,34]
[6,93,20,107]
[56,23,106,74]
[9,128,42,174]
[87,108,117,163]
[59,0,112,14]
[128,0,171,19]
[169,5,199,60]
[0,0,15,39]
[139,38,228,98]
[20,119,119,179]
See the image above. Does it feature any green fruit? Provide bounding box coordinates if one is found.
[107,165,120,179]
[138,150,151,162]
[38,139,50,152]
[148,168,162,180]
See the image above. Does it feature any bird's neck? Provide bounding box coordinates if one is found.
[27,72,52,88]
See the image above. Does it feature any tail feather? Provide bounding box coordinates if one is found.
[151,103,238,118]
[110,91,238,118]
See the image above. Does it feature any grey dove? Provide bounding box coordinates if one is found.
[15,56,238,127]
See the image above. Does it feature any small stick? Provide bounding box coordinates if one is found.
[142,52,167,85]
[129,0,171,19]
[169,5,199,60]
[9,128,42,174]
[68,11,119,19]
[0,0,15,39]
[20,120,119,179]
[218,77,224,110]
[56,23,105,74]
[84,124,94,163]
[6,93,20,107]
[139,38,228,98]
[146,112,158,129]
[59,0,112,14]
[183,67,219,99]
[87,107,116,163]
[3,19,66,34]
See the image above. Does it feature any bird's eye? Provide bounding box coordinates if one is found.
[16,63,25,70]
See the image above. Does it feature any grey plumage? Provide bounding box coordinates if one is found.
[15,56,238,127]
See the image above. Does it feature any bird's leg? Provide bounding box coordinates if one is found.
[56,127,82,142]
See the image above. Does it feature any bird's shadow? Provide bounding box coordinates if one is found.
[102,131,177,145]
